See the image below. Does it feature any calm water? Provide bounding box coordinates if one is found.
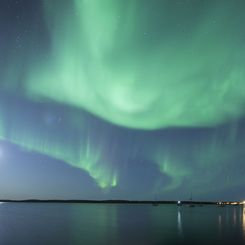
[0,203,244,245]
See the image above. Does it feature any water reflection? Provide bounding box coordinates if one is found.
[243,205,245,238]
[218,214,222,235]
[233,207,237,226]
[177,209,183,236]
[0,204,245,244]
[71,204,118,244]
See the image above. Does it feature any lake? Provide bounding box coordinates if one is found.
[0,203,244,244]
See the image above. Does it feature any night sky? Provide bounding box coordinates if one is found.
[0,0,245,201]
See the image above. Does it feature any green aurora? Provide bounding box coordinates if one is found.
[24,0,245,129]
[0,0,245,197]
[0,96,118,189]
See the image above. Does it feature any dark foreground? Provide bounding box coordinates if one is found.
[0,202,244,245]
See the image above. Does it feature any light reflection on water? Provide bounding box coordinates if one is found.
[0,203,244,245]
[218,213,222,236]
[243,205,245,238]
[177,209,183,237]
[233,207,237,226]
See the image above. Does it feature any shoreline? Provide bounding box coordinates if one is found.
[0,200,241,205]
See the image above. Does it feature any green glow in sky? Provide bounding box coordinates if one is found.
[152,124,245,197]
[1,0,245,199]
[190,132,245,195]
[154,153,191,192]
[23,0,245,129]
[0,102,117,189]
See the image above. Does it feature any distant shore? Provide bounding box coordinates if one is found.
[0,199,239,205]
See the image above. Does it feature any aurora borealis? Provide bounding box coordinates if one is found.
[0,0,245,200]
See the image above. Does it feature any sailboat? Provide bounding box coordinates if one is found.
[152,193,159,206]
[188,192,195,207]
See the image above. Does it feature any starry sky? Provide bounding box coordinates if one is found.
[0,0,245,201]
